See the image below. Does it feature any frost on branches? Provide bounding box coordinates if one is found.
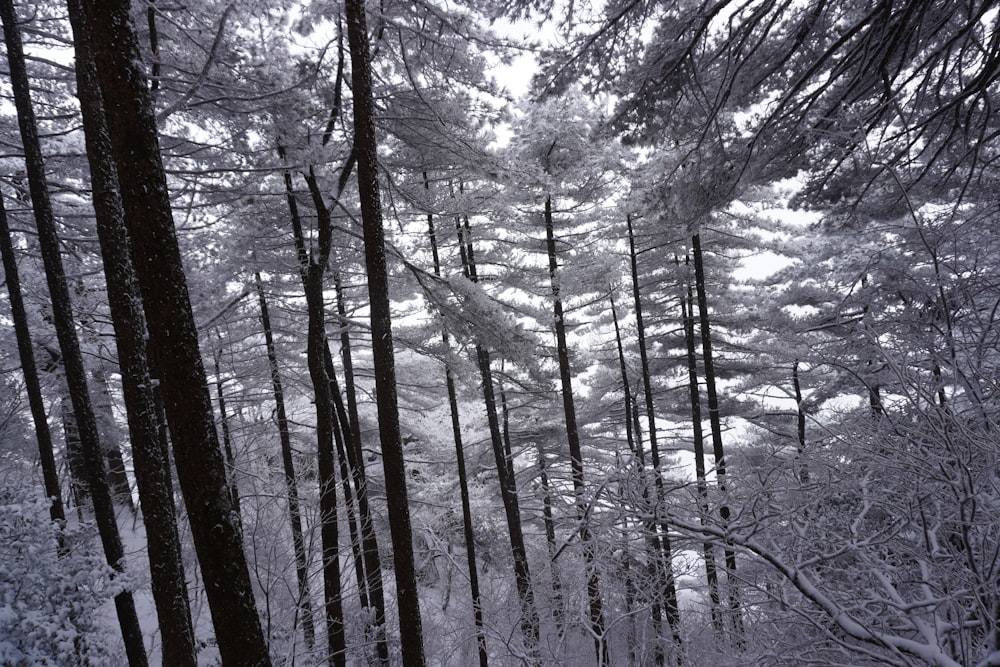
[0,482,120,666]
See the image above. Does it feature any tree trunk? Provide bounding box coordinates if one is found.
[792,361,809,484]
[305,266,346,667]
[255,272,316,650]
[627,215,684,660]
[0,4,147,663]
[282,151,348,666]
[74,1,271,663]
[332,274,390,665]
[66,6,197,660]
[610,290,667,667]
[457,213,540,651]
[426,197,488,667]
[322,343,371,615]
[690,234,744,642]
[544,196,606,664]
[0,193,64,525]
[213,350,243,524]
[681,279,723,640]
[344,0,426,662]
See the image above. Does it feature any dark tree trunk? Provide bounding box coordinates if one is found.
[792,361,809,484]
[0,4,147,663]
[213,351,243,523]
[457,214,540,650]
[681,280,723,640]
[66,6,197,660]
[0,194,64,525]
[627,216,684,660]
[535,444,564,629]
[332,275,390,665]
[255,273,316,649]
[544,196,607,664]
[426,196,488,667]
[322,343,370,614]
[281,151,348,666]
[73,1,270,663]
[610,290,667,667]
[305,267,346,667]
[344,0,427,661]
[690,234,744,642]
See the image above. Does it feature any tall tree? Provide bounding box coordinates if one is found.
[0,4,147,663]
[66,2,197,660]
[544,194,607,663]
[344,0,427,663]
[71,1,271,663]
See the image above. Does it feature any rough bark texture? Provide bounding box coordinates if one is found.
[73,1,270,663]
[9,19,146,667]
[344,0,427,662]
[0,5,148,664]
[544,196,607,664]
[0,194,64,525]
[66,3,197,660]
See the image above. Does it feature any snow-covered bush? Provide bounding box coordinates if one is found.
[0,480,120,666]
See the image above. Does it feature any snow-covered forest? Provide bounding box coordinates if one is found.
[1,0,998,665]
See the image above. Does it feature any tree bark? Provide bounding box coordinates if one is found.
[73,1,271,663]
[344,0,426,662]
[0,4,147,663]
[66,4,197,660]
[544,196,607,664]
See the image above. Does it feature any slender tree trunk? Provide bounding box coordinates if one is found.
[681,280,724,639]
[306,266,346,667]
[213,351,243,523]
[66,7,197,660]
[0,5,147,663]
[332,276,390,665]
[690,234,744,642]
[74,1,271,662]
[627,216,684,660]
[792,361,809,484]
[536,444,564,629]
[0,194,64,525]
[610,291,666,667]
[345,0,426,662]
[457,214,540,651]
[544,196,607,664]
[255,273,316,650]
[282,155,348,666]
[426,192,488,667]
[323,343,370,615]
